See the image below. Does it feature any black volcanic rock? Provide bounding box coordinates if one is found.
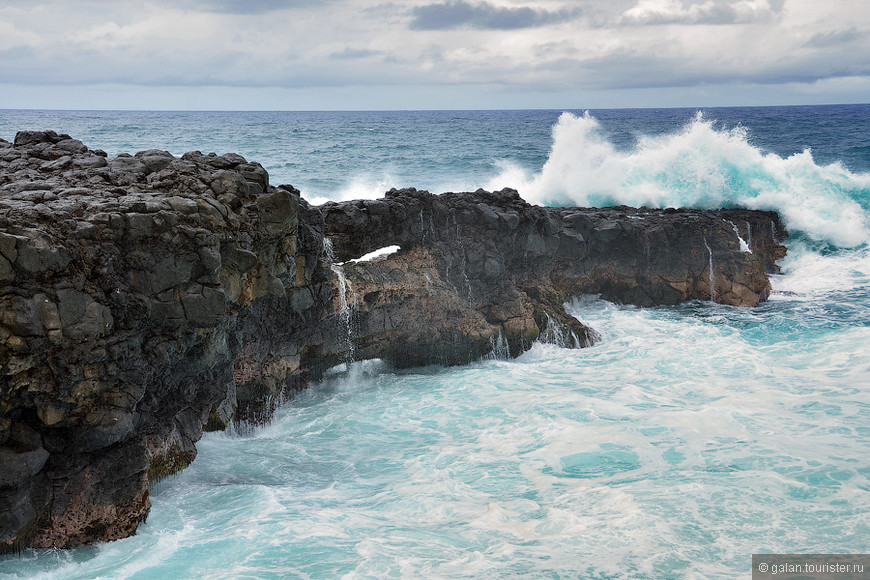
[0,133,335,551]
[0,133,787,551]
[321,188,786,366]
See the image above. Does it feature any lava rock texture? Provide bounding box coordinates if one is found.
[0,132,787,551]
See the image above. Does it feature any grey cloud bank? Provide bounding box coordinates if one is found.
[0,0,867,110]
[409,1,578,30]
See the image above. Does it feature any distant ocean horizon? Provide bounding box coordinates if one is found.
[1,104,869,579]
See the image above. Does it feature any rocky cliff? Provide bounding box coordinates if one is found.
[0,131,787,552]
[322,188,786,367]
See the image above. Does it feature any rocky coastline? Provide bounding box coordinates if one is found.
[0,131,787,552]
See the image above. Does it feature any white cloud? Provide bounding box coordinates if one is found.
[0,0,867,108]
[68,10,222,50]
[0,13,42,51]
[619,0,778,25]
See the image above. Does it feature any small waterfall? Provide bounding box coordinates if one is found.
[324,238,355,362]
[323,237,335,263]
[539,313,575,348]
[460,255,473,301]
[570,331,581,347]
[487,330,511,360]
[728,220,752,253]
[745,221,752,252]
[703,236,716,302]
[450,213,473,301]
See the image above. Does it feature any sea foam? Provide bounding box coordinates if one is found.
[488,112,870,248]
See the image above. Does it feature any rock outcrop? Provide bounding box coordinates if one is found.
[322,188,786,367]
[0,131,332,552]
[0,131,787,552]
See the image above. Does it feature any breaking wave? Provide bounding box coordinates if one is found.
[488,112,870,248]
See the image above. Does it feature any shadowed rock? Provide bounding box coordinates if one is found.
[0,133,331,552]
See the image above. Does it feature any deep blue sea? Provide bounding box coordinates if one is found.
[1,105,869,579]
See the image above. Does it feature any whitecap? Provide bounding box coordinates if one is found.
[487,111,870,248]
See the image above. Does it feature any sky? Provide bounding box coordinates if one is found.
[0,0,868,110]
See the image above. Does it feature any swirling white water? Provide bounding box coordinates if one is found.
[1,105,869,579]
[487,111,870,248]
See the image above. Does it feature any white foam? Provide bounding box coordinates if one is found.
[487,111,870,248]
[729,220,752,253]
[307,173,399,206]
[349,245,400,263]
[772,242,870,297]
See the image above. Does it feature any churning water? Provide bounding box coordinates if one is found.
[1,105,869,578]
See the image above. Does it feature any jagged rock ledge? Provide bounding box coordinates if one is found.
[0,131,788,552]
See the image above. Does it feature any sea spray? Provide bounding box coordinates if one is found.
[772,242,870,298]
[3,106,870,580]
[308,173,399,206]
[488,111,870,247]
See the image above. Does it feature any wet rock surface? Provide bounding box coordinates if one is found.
[323,188,787,364]
[0,132,787,551]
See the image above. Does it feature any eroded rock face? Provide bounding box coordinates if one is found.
[321,188,787,366]
[0,132,787,552]
[0,131,333,551]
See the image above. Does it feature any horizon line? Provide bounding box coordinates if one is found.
[2,102,869,114]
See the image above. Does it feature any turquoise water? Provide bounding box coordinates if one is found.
[1,106,869,578]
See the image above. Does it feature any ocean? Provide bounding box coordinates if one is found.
[1,105,869,579]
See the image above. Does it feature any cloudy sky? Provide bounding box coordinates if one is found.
[0,0,868,110]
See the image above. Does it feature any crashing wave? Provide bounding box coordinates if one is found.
[488,111,870,248]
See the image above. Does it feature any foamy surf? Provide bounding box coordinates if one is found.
[772,243,870,298]
[487,111,870,247]
[3,106,869,580]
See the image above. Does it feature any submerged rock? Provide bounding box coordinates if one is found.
[0,132,787,551]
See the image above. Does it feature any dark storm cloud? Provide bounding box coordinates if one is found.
[410,1,577,31]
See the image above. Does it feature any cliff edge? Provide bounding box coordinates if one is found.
[0,131,787,551]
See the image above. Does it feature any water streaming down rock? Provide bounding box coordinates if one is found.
[324,238,355,364]
[703,236,716,301]
[728,220,752,253]
[538,312,581,348]
[487,330,511,360]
